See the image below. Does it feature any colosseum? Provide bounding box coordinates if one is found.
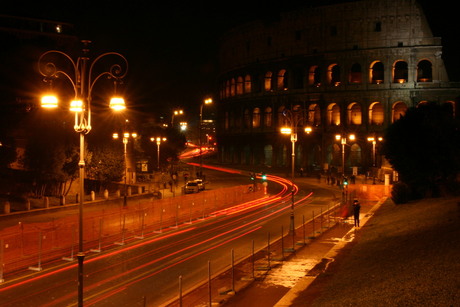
[215,0,459,179]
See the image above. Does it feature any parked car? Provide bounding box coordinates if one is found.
[194,178,205,191]
[185,181,199,193]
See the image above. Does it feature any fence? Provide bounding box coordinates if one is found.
[161,200,344,307]
[0,184,264,278]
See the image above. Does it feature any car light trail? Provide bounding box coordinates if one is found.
[0,164,316,307]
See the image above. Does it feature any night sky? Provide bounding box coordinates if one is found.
[2,0,458,119]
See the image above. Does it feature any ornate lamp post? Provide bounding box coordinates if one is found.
[335,133,355,177]
[151,137,167,170]
[280,107,311,247]
[367,136,383,167]
[199,98,212,178]
[113,130,137,206]
[38,40,128,307]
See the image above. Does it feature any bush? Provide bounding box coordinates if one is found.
[391,182,411,204]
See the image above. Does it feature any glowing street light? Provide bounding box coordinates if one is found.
[171,109,184,126]
[38,40,128,307]
[367,136,383,167]
[335,133,355,176]
[113,128,137,207]
[280,107,312,249]
[150,137,167,170]
[199,98,212,178]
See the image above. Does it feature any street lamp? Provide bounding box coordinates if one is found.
[171,109,184,126]
[38,40,128,307]
[150,137,167,170]
[113,130,137,206]
[335,133,355,176]
[367,136,383,167]
[199,98,212,178]
[180,122,187,132]
[280,107,311,245]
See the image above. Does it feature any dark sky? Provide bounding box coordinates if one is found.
[2,1,306,119]
[2,0,458,119]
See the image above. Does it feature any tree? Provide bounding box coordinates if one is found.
[24,119,79,197]
[85,144,124,189]
[382,102,460,198]
[0,137,17,169]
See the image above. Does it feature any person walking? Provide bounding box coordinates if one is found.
[353,199,361,227]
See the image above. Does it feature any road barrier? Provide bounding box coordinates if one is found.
[0,184,263,279]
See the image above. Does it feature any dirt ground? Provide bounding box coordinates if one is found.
[292,196,460,306]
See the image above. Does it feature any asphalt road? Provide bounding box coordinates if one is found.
[0,166,342,306]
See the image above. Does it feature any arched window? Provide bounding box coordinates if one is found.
[370,61,384,84]
[392,101,407,122]
[349,63,362,83]
[230,78,236,96]
[347,102,362,125]
[264,71,273,91]
[327,103,341,126]
[308,65,321,86]
[236,76,244,95]
[277,69,288,90]
[244,109,251,128]
[244,74,252,93]
[308,104,321,126]
[417,60,432,82]
[252,108,261,128]
[328,64,341,86]
[264,107,273,127]
[350,144,362,166]
[369,102,384,125]
[393,60,408,83]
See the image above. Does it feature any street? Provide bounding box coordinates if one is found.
[0,167,353,306]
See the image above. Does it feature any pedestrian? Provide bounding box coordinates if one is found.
[353,199,361,227]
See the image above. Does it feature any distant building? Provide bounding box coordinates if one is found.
[215,0,460,176]
[0,14,78,169]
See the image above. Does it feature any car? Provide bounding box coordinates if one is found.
[184,181,199,194]
[194,178,205,191]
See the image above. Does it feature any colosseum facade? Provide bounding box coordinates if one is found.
[215,0,459,178]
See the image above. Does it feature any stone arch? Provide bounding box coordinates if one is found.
[327,103,341,126]
[392,101,407,122]
[370,61,384,84]
[417,60,432,82]
[369,102,384,125]
[393,60,408,83]
[347,102,362,125]
[349,63,362,83]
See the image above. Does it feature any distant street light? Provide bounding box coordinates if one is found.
[199,98,212,178]
[180,122,187,132]
[171,109,184,126]
[38,40,128,307]
[113,128,137,207]
[151,137,167,170]
[335,133,355,176]
[280,107,312,247]
[367,136,383,167]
